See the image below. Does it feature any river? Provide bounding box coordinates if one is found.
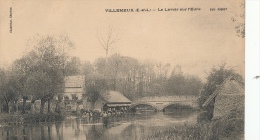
[0,110,200,140]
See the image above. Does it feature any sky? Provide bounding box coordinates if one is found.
[0,0,244,81]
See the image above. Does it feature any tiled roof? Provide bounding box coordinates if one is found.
[202,76,244,107]
[100,91,131,103]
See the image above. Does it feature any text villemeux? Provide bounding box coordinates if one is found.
[105,9,134,12]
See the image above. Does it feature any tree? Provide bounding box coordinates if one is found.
[24,34,74,113]
[197,62,244,119]
[81,60,94,86]
[65,57,81,76]
[0,68,5,113]
[0,68,11,113]
[230,0,245,38]
[25,71,52,113]
[97,25,120,61]
[0,67,24,114]
[84,76,108,109]
[164,65,203,97]
[97,24,121,84]
[11,52,38,113]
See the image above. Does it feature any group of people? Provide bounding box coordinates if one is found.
[80,106,130,118]
[102,106,129,117]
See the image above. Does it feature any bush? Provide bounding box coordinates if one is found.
[0,114,24,125]
[211,110,244,139]
[0,112,66,125]
[197,111,212,123]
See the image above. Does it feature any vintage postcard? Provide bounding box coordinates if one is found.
[0,0,245,140]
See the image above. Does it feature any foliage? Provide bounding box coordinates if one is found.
[165,66,203,96]
[84,77,108,105]
[81,54,203,101]
[24,34,73,113]
[0,68,24,113]
[25,71,52,101]
[0,68,6,103]
[0,114,24,125]
[65,57,82,76]
[71,94,78,101]
[231,0,245,38]
[0,34,74,114]
[164,104,193,110]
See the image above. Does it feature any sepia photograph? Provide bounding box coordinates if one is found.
[0,0,247,139]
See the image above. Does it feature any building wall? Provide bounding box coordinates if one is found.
[64,92,83,100]
[213,94,244,119]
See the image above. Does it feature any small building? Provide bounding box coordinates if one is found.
[94,91,132,112]
[64,76,85,100]
[202,76,244,119]
[63,76,85,111]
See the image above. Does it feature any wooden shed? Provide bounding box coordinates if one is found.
[202,76,244,119]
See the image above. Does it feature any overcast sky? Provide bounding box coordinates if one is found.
[0,0,244,81]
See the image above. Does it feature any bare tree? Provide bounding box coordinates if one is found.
[97,25,120,62]
[97,24,121,86]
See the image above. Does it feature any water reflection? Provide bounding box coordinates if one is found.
[0,111,199,140]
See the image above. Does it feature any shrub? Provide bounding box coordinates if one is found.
[211,110,244,139]
[0,112,66,125]
[0,114,24,125]
[197,111,212,123]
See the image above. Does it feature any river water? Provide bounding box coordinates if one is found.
[0,111,199,140]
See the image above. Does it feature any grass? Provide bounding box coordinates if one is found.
[147,111,244,140]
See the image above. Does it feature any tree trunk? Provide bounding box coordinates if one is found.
[8,101,11,114]
[48,125,51,140]
[55,101,60,113]
[76,102,80,115]
[41,125,45,140]
[31,101,35,114]
[15,100,19,114]
[22,98,27,113]
[0,102,2,114]
[31,103,35,114]
[90,102,95,110]
[35,102,37,112]
[30,99,36,114]
[40,100,46,114]
[47,99,52,113]
[4,99,9,113]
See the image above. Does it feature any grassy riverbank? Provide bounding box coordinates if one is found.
[147,111,244,140]
[0,113,65,125]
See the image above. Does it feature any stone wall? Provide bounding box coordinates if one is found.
[213,94,244,119]
[134,95,197,102]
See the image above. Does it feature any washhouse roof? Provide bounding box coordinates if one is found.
[99,91,132,104]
